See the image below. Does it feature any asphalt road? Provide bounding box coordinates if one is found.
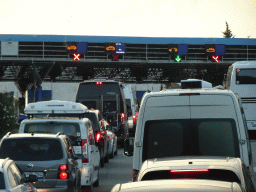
[93,148,133,192]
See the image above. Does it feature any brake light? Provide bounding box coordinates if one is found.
[179,93,200,96]
[121,113,125,122]
[58,164,69,179]
[81,139,89,163]
[132,169,139,182]
[133,115,136,119]
[96,81,102,85]
[170,169,209,173]
[96,132,101,142]
[59,164,68,171]
[59,172,68,179]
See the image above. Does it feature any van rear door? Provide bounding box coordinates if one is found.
[143,95,190,122]
[190,94,243,160]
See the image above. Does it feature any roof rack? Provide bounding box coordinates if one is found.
[5,132,11,137]
[24,100,88,115]
[56,132,64,137]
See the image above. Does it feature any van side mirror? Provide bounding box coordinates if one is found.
[123,138,134,156]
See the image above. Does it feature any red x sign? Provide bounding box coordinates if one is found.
[112,55,119,61]
[212,55,219,63]
[73,53,80,61]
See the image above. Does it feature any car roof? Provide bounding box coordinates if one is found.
[21,116,89,123]
[113,179,241,192]
[232,61,256,68]
[140,157,243,180]
[3,133,67,139]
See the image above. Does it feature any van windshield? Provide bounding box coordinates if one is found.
[76,82,121,99]
[24,122,80,145]
[236,68,256,84]
[142,119,239,161]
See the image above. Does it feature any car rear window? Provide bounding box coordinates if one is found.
[140,169,241,183]
[142,119,239,161]
[0,138,63,161]
[24,122,80,145]
[0,172,5,189]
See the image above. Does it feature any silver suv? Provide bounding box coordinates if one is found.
[0,132,82,192]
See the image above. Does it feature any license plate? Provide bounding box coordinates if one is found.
[25,172,43,178]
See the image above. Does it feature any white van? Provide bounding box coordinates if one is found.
[123,85,139,135]
[19,100,100,190]
[124,89,253,182]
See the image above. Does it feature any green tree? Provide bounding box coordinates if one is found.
[222,22,235,38]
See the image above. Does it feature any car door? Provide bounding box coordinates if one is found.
[7,163,27,192]
[88,127,100,181]
[63,137,77,186]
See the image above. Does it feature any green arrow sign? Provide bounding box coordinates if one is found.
[175,55,181,62]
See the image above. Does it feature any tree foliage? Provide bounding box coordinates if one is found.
[222,22,236,38]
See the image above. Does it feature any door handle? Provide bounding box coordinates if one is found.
[91,150,94,153]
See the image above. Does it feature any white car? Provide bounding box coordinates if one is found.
[111,180,243,192]
[137,157,255,192]
[104,120,118,158]
[0,158,38,192]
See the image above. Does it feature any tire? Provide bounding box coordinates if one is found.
[81,186,92,192]
[93,169,99,187]
[114,147,117,155]
[100,148,104,168]
[109,145,114,159]
[104,151,109,163]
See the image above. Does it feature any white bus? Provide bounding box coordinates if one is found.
[224,61,256,138]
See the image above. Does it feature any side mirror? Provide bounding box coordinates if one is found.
[28,175,38,182]
[123,138,134,156]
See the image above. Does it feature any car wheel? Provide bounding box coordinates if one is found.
[109,146,114,159]
[104,151,109,163]
[100,148,104,168]
[81,185,92,192]
[114,147,117,155]
[93,169,99,187]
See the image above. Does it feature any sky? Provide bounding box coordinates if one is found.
[0,0,256,38]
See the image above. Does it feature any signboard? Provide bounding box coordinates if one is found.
[205,44,215,56]
[105,43,116,55]
[178,44,188,55]
[215,44,225,56]
[115,43,126,54]
[66,42,77,54]
[77,42,87,54]
[168,44,178,56]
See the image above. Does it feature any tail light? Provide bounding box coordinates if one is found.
[169,169,209,179]
[81,139,89,163]
[96,132,101,142]
[133,115,136,124]
[96,81,102,85]
[58,164,69,179]
[120,113,125,122]
[170,169,209,173]
[132,169,139,182]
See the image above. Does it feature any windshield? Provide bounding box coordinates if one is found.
[236,68,256,84]
[142,119,239,161]
[24,122,80,145]
[0,138,63,161]
[76,82,121,99]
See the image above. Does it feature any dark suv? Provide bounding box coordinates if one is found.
[0,132,82,192]
[83,109,109,167]
[75,79,129,141]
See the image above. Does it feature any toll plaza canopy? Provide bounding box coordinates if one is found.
[0,34,256,96]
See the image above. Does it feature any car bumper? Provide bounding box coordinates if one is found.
[80,166,93,186]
